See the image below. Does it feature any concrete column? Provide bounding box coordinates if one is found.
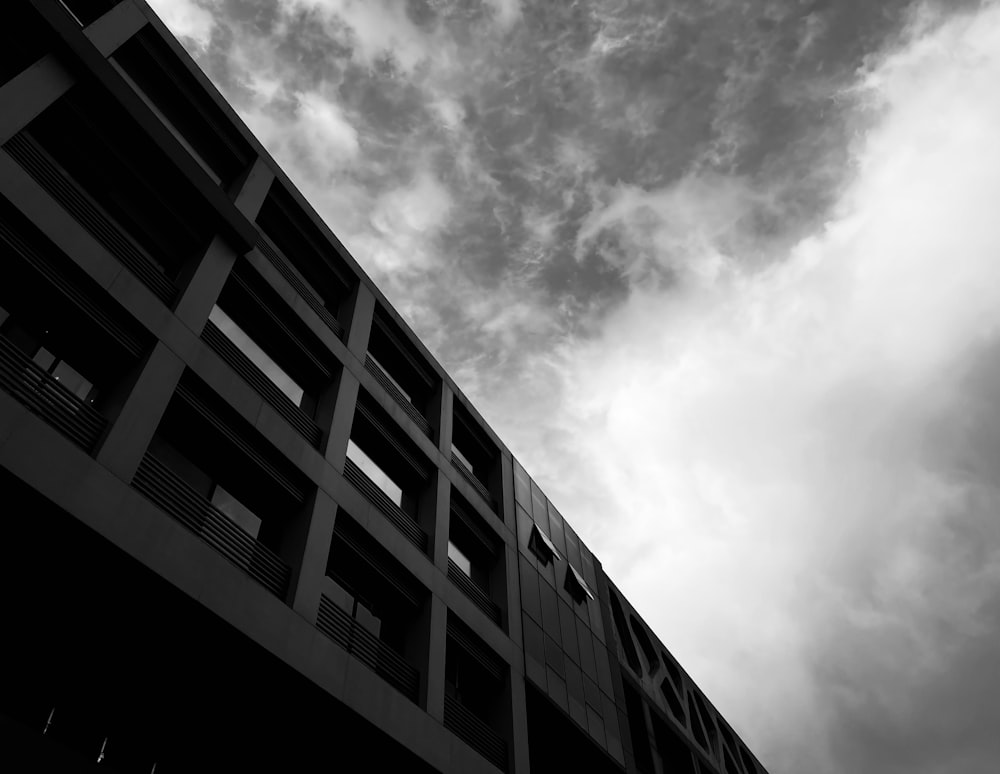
[172,234,239,332]
[499,452,516,533]
[0,55,75,144]
[436,383,454,457]
[508,671,532,774]
[423,593,448,723]
[173,158,274,331]
[285,488,338,621]
[84,0,148,56]
[230,156,274,220]
[432,470,451,573]
[96,341,184,483]
[322,370,359,472]
[343,283,375,361]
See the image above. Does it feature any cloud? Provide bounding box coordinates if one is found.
[147,0,216,49]
[491,4,1000,772]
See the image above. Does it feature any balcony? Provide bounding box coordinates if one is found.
[364,310,436,438]
[447,494,503,627]
[202,263,332,448]
[445,615,509,771]
[451,401,500,512]
[0,334,106,451]
[133,452,291,597]
[444,693,508,771]
[255,184,353,339]
[321,513,428,702]
[344,394,432,553]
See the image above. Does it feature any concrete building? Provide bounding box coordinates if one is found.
[0,2,770,772]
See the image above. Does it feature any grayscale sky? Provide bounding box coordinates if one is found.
[148,1,1000,771]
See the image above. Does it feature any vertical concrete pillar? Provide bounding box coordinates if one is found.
[321,370,359,472]
[343,283,376,361]
[96,341,184,482]
[284,488,338,621]
[423,593,448,723]
[509,670,532,774]
[432,470,451,573]
[230,157,274,220]
[172,234,239,332]
[437,383,454,457]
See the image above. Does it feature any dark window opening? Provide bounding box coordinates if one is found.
[630,614,660,675]
[528,523,559,566]
[344,393,432,552]
[445,615,507,732]
[255,184,354,334]
[365,309,436,436]
[111,30,251,188]
[623,681,655,774]
[1,4,53,84]
[20,79,214,282]
[451,400,499,509]
[564,564,595,605]
[323,513,427,700]
[448,494,504,625]
[659,675,687,725]
[651,712,698,774]
[57,0,116,27]
[608,590,642,675]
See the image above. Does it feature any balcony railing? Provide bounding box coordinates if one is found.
[343,457,428,553]
[316,594,419,702]
[444,693,507,771]
[132,453,291,598]
[447,558,501,626]
[451,453,494,510]
[201,319,321,447]
[0,336,107,452]
[364,354,431,437]
[3,132,177,304]
[254,233,344,339]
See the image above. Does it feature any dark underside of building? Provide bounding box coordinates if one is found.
[0,2,770,772]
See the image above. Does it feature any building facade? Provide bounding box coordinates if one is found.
[0,2,770,772]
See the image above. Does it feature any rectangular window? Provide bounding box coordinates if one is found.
[448,541,473,577]
[346,439,404,507]
[209,306,304,406]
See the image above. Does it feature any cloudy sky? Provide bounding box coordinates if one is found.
[148,1,1000,771]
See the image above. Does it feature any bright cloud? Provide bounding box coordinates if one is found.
[505,5,1000,772]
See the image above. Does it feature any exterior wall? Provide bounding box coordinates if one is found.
[0,2,769,773]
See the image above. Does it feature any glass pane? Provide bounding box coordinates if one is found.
[32,347,56,371]
[211,484,262,538]
[448,541,472,576]
[452,445,474,472]
[209,306,305,406]
[346,440,403,506]
[51,360,94,401]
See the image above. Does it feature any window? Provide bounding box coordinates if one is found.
[346,439,404,507]
[564,565,595,605]
[528,523,559,566]
[448,541,472,577]
[2,319,97,404]
[211,484,261,539]
[209,306,304,406]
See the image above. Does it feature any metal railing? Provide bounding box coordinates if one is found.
[132,453,291,598]
[343,457,428,553]
[0,336,106,452]
[4,132,177,304]
[316,595,419,702]
[447,558,501,626]
[444,693,507,771]
[364,354,431,437]
[201,319,321,447]
[254,233,344,339]
[451,454,494,510]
